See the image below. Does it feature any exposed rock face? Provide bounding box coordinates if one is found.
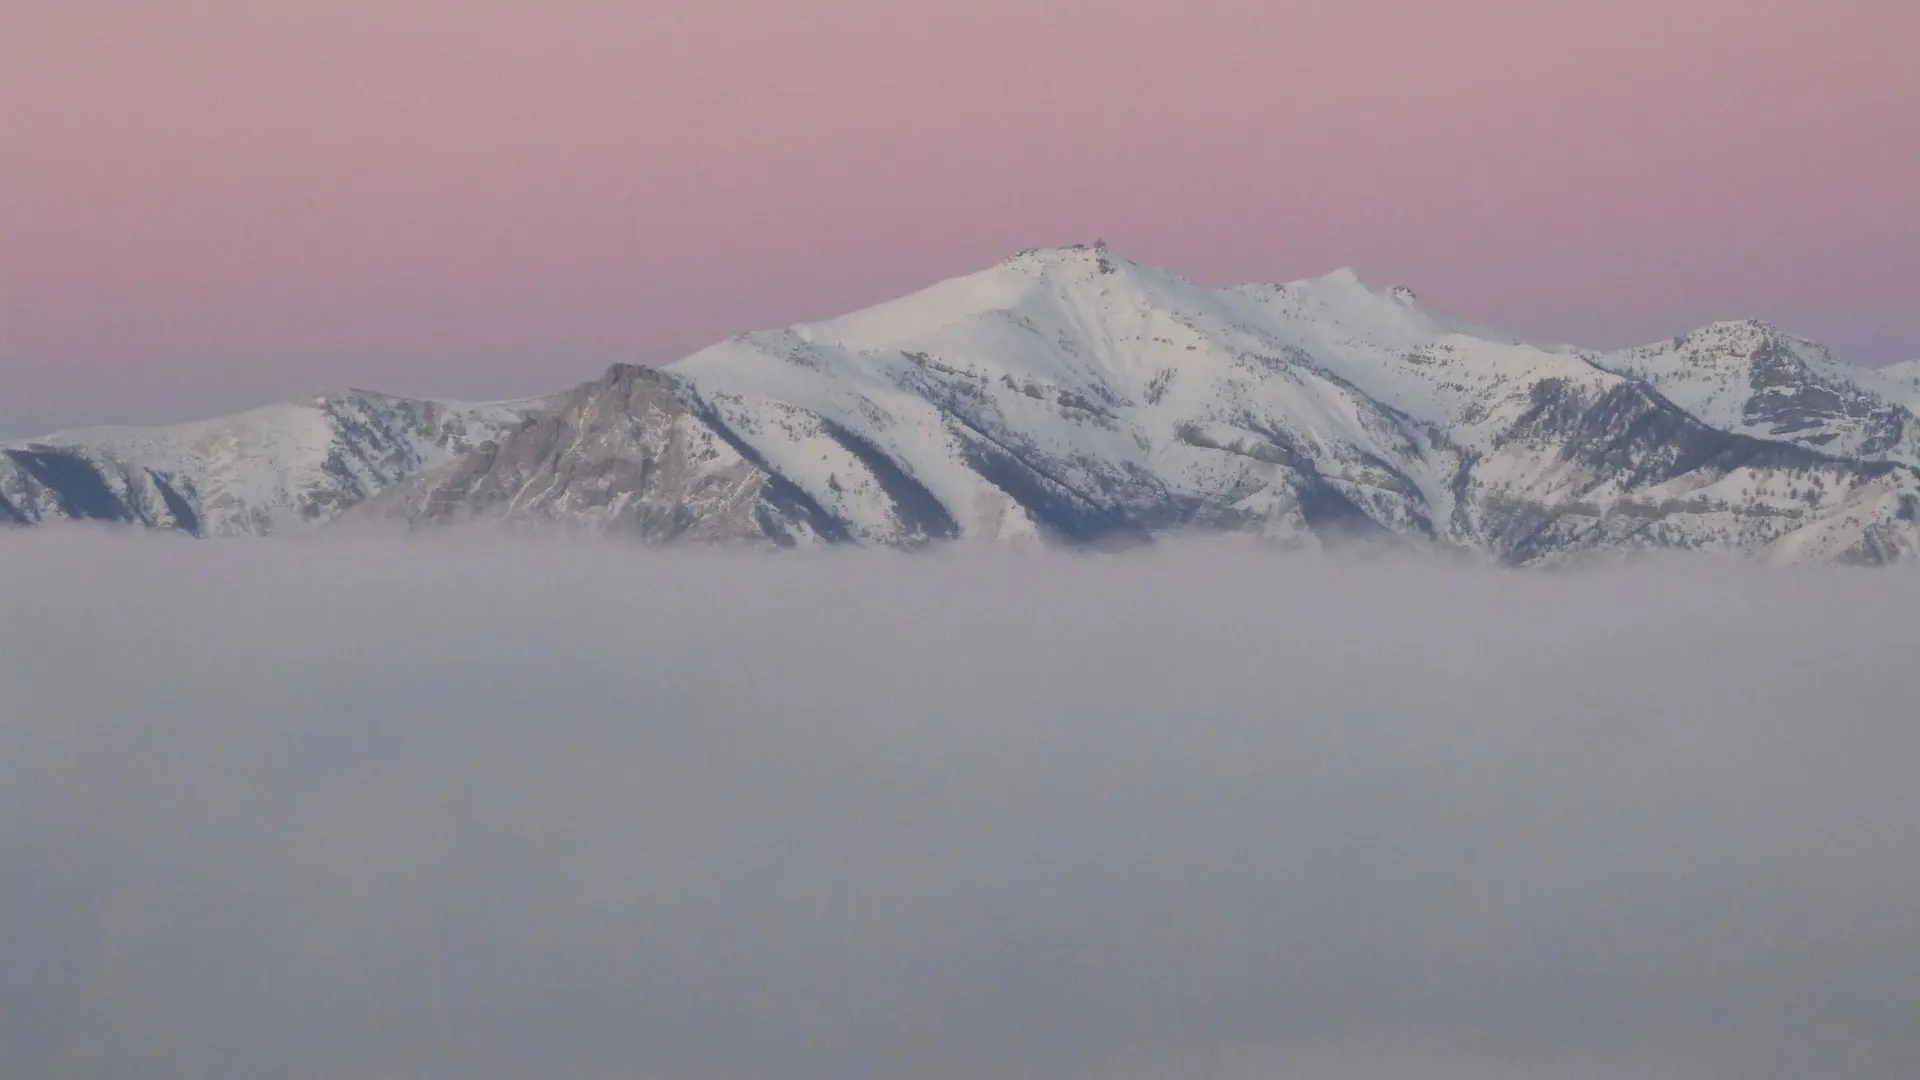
[13,247,1920,564]
[360,365,856,546]
[1455,375,1913,565]
[1592,320,1920,465]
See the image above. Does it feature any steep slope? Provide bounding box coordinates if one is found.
[373,246,1920,564]
[7,391,540,536]
[665,252,1446,547]
[1,447,202,531]
[358,365,860,545]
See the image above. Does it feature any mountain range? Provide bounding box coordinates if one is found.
[10,245,1920,564]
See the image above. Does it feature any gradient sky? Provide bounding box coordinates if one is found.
[4,0,1917,435]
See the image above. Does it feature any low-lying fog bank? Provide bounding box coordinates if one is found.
[3,532,1915,1079]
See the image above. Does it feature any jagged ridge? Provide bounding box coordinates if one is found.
[3,391,541,535]
[14,246,1920,564]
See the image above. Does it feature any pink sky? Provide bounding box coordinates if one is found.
[5,0,1917,434]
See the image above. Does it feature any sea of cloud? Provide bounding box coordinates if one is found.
[2,530,1917,1080]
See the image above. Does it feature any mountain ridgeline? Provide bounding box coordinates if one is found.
[11,247,1920,564]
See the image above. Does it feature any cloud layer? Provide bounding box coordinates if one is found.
[2,533,1917,1079]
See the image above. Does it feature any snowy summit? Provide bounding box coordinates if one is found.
[9,246,1920,564]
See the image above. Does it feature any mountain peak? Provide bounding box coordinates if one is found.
[1656,319,1810,357]
[1701,317,1785,337]
[15,249,1919,565]
[601,361,657,382]
[999,242,1137,277]
[301,388,382,410]
[1295,267,1422,307]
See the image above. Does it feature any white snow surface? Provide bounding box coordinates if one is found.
[11,391,541,535]
[661,245,1920,557]
[10,245,1919,563]
[1592,321,1920,465]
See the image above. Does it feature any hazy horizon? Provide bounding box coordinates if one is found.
[7,0,1918,435]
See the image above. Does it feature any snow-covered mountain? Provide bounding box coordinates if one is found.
[3,391,540,535]
[13,245,1920,564]
[363,245,1920,564]
[1591,321,1920,466]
